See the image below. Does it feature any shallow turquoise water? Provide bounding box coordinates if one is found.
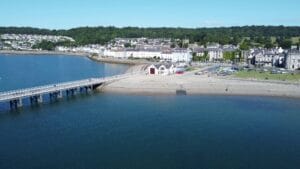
[0,54,300,169]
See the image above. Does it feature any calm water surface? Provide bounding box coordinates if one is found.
[0,54,300,169]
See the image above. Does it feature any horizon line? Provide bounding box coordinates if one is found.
[1,24,300,31]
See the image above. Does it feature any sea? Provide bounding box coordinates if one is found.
[0,54,300,169]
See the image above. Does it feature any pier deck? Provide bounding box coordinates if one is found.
[0,72,140,109]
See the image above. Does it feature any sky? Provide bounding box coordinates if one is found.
[0,0,299,29]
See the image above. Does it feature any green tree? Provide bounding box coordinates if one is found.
[265,38,274,49]
[223,51,236,61]
[192,52,198,61]
[202,51,209,61]
[124,43,131,48]
[2,26,300,46]
[277,38,292,49]
[240,41,250,50]
[170,43,176,48]
[32,40,55,51]
[182,43,189,48]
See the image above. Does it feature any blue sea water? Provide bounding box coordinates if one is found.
[0,54,300,169]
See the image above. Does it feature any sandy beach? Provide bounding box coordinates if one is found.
[2,50,299,98]
[100,71,300,98]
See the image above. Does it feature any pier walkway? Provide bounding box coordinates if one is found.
[0,72,141,109]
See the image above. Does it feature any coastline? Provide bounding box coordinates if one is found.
[88,55,153,65]
[100,74,300,99]
[0,50,89,57]
[0,50,152,65]
[2,49,300,99]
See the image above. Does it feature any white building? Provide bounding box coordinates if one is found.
[193,48,206,57]
[103,48,192,63]
[208,49,223,62]
[286,50,300,70]
[148,63,176,75]
[165,49,193,62]
[255,53,273,67]
[248,48,286,68]
[56,45,105,54]
[103,49,127,58]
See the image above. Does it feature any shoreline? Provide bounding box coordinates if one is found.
[100,74,300,99]
[98,90,300,100]
[88,55,153,65]
[2,49,300,99]
[0,50,89,57]
[0,50,152,65]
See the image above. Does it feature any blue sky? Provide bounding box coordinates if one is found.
[0,0,299,29]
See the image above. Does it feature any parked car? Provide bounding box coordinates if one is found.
[176,71,184,75]
[271,70,280,74]
[195,72,203,75]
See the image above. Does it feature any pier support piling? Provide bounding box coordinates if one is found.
[66,88,77,97]
[30,95,43,105]
[50,91,63,101]
[80,86,93,93]
[9,98,23,110]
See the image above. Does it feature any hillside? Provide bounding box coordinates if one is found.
[1,26,300,47]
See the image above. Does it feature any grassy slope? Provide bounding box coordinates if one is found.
[235,70,300,82]
[270,36,299,44]
[291,37,300,44]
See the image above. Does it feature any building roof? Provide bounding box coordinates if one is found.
[151,63,174,69]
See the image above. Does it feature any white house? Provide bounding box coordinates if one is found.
[103,49,127,58]
[126,49,161,59]
[286,50,300,70]
[170,49,193,62]
[255,53,274,67]
[246,48,286,68]
[193,48,206,57]
[148,63,175,75]
[208,49,223,62]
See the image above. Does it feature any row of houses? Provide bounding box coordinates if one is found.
[193,48,225,61]
[57,41,240,63]
[245,48,300,70]
[192,45,300,70]
[0,34,74,50]
[1,34,74,43]
[145,51,300,76]
[103,48,193,62]
[56,45,104,54]
[110,38,172,48]
[45,36,300,70]
[57,45,193,63]
[192,44,239,62]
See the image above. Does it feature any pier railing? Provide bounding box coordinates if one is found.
[0,71,144,108]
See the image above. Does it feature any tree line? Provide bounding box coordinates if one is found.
[1,26,300,48]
